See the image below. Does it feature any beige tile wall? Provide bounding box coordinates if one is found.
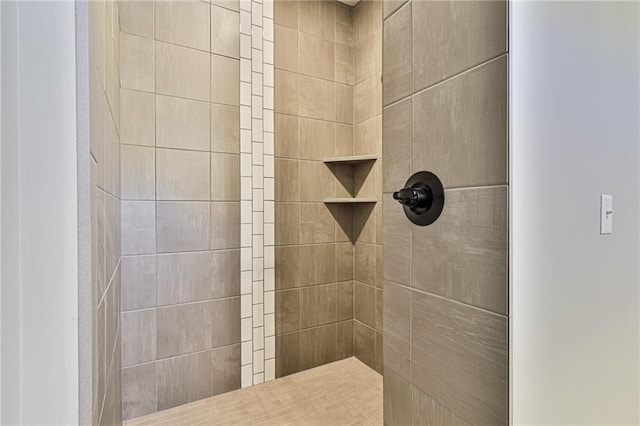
[273,0,382,377]
[118,1,242,420]
[382,0,508,424]
[89,0,123,424]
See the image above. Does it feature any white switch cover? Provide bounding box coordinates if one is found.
[600,195,613,235]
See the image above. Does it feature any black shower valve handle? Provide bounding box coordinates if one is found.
[392,187,431,209]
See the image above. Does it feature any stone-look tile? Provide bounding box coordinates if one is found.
[300,324,337,370]
[299,76,335,121]
[383,0,408,20]
[299,32,334,80]
[412,0,507,91]
[354,320,376,370]
[354,281,376,328]
[275,114,299,159]
[274,0,298,30]
[353,201,376,243]
[336,243,353,282]
[211,297,241,347]
[156,351,212,411]
[336,281,354,321]
[275,203,299,245]
[335,124,353,157]
[299,204,334,244]
[156,148,210,201]
[411,291,507,425]
[121,255,156,311]
[383,282,410,380]
[211,153,240,201]
[122,363,156,421]
[156,95,210,152]
[299,244,336,285]
[121,309,156,367]
[331,203,353,242]
[105,270,120,362]
[155,0,210,51]
[211,344,241,396]
[157,251,212,305]
[354,0,379,46]
[336,84,353,124]
[335,4,353,45]
[299,119,335,160]
[375,288,383,331]
[354,74,381,124]
[413,187,508,314]
[354,32,380,85]
[355,242,376,286]
[335,42,354,86]
[275,71,299,120]
[412,56,507,188]
[301,284,337,328]
[382,194,411,286]
[354,114,381,156]
[119,0,154,38]
[275,289,300,334]
[156,202,211,253]
[211,250,241,298]
[120,32,154,92]
[156,41,211,102]
[382,98,410,193]
[336,320,353,359]
[276,332,300,377]
[211,55,240,106]
[275,158,299,201]
[121,89,154,147]
[412,386,471,426]
[275,246,301,290]
[121,145,155,200]
[211,202,240,249]
[299,161,336,203]
[157,301,213,358]
[382,2,410,106]
[121,201,155,256]
[211,104,240,154]
[211,5,239,58]
[383,368,411,426]
[275,24,298,72]
[299,0,334,42]
[353,158,379,199]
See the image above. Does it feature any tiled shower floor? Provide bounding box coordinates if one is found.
[126,357,383,425]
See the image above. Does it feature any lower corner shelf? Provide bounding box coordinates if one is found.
[323,198,378,204]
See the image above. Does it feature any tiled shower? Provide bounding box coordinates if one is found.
[88,0,508,424]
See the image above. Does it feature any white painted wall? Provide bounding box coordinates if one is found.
[511,1,640,423]
[1,1,80,424]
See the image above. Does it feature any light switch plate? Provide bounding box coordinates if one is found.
[600,195,613,235]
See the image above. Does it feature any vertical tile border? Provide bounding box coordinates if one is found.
[240,0,275,388]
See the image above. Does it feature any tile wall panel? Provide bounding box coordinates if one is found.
[382,0,508,423]
[117,0,262,420]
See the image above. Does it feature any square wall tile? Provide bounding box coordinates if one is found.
[211,104,240,154]
[156,148,210,201]
[156,41,211,102]
[157,301,213,358]
[156,95,210,152]
[212,55,240,106]
[156,201,211,252]
[121,309,156,367]
[120,89,154,147]
[119,1,154,38]
[156,351,213,411]
[211,153,241,201]
[122,363,156,420]
[121,145,155,200]
[120,32,154,92]
[155,0,210,51]
[211,202,241,249]
[121,201,156,255]
[211,5,240,58]
[212,297,241,347]
[121,255,156,311]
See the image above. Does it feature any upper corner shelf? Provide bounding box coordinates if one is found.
[322,155,378,165]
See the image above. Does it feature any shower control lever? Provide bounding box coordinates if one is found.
[393,187,432,209]
[394,171,445,226]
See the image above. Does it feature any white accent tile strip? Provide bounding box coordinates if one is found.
[241,0,274,388]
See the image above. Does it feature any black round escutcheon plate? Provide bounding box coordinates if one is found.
[401,171,445,226]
